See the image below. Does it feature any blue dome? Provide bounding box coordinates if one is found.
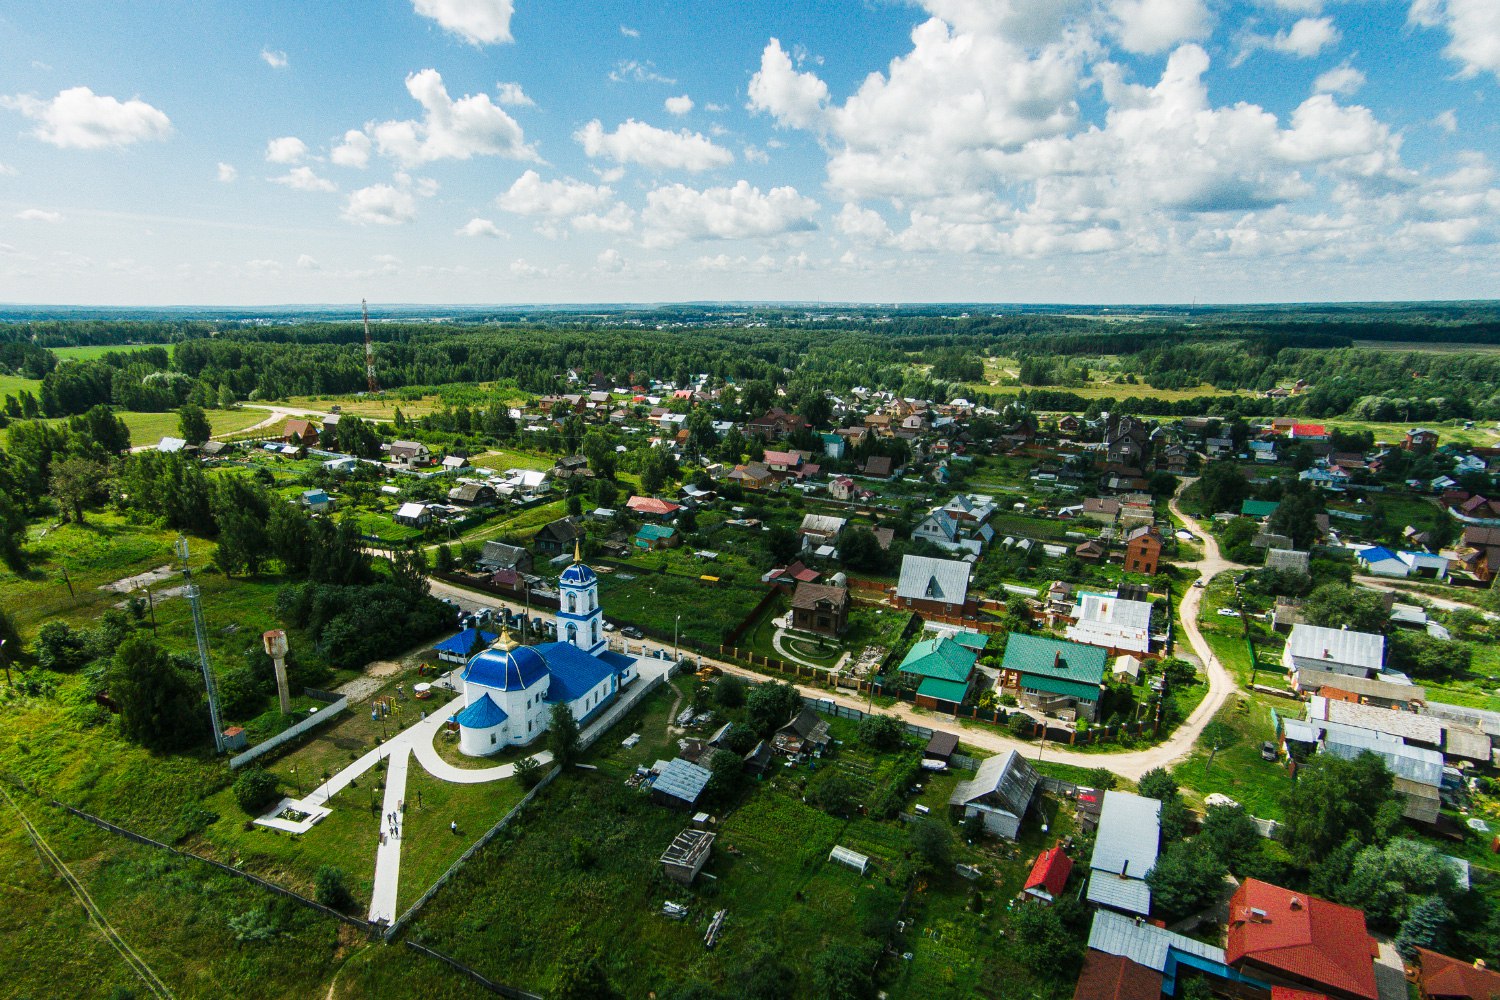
[462,640,548,691]
[559,561,597,586]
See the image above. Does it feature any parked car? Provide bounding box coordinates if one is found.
[1260,741,1278,761]
[621,625,644,639]
[1217,608,1241,617]
[1192,579,1206,589]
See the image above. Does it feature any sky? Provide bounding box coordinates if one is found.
[1,0,1498,306]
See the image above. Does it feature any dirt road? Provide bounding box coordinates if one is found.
[423,480,1241,780]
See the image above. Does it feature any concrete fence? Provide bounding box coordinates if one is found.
[229,689,349,771]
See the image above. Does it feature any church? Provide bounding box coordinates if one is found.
[451,546,638,756]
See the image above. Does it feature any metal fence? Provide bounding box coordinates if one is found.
[404,941,544,999]
[56,801,372,932]
[229,692,349,770]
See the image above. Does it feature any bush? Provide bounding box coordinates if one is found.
[857,713,906,751]
[1006,713,1033,738]
[714,674,747,708]
[233,767,280,815]
[515,754,545,789]
[314,865,354,911]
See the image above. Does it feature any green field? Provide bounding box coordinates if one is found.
[50,344,174,361]
[468,447,554,472]
[0,372,41,400]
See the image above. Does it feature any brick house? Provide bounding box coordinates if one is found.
[789,582,849,637]
[1124,525,1163,575]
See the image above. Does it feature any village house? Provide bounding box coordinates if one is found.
[626,495,683,519]
[1123,525,1162,575]
[1021,844,1072,905]
[746,407,805,439]
[282,418,319,447]
[947,750,1041,839]
[387,440,431,468]
[394,502,431,527]
[1086,790,1160,916]
[894,555,973,616]
[1414,947,1500,1000]
[998,634,1107,721]
[1225,879,1381,1000]
[1405,427,1440,453]
[789,581,849,637]
[477,541,532,575]
[533,515,585,557]
[447,482,496,506]
[727,462,775,491]
[798,513,846,548]
[1066,591,1154,656]
[773,707,831,756]
[1283,623,1385,680]
[898,635,981,710]
[1081,497,1121,524]
[828,476,858,501]
[633,523,679,551]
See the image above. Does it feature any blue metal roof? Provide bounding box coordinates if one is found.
[453,694,509,729]
[559,561,597,585]
[462,642,549,691]
[598,649,637,674]
[535,641,616,703]
[435,628,497,655]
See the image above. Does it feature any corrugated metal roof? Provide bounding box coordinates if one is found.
[899,637,978,683]
[948,749,1040,816]
[1003,634,1108,686]
[1286,624,1385,673]
[1292,668,1423,704]
[916,676,970,704]
[1087,871,1153,916]
[1076,593,1154,630]
[1310,697,1443,744]
[896,554,971,605]
[1320,735,1444,786]
[1090,791,1161,880]
[1088,910,1228,971]
[653,758,712,804]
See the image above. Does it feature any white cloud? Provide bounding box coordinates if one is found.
[1272,17,1340,57]
[271,166,337,192]
[0,162,16,176]
[1109,0,1212,54]
[296,254,319,269]
[1434,109,1459,133]
[368,69,534,166]
[665,95,694,116]
[216,162,238,183]
[1265,0,1322,11]
[1,86,172,149]
[342,183,417,225]
[597,248,625,272]
[457,217,504,237]
[609,60,675,84]
[1313,64,1365,95]
[835,204,892,244]
[497,170,613,216]
[265,135,307,164]
[744,146,769,164]
[620,25,640,38]
[1409,0,1500,80]
[642,180,819,246]
[330,130,371,168]
[576,119,732,172]
[747,39,829,130]
[410,0,514,45]
[495,82,534,106]
[572,204,636,234]
[15,208,62,223]
[260,47,288,69]
[705,102,727,113]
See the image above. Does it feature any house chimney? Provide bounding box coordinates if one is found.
[1055,651,1064,670]
[1289,897,1302,911]
[1249,907,1268,923]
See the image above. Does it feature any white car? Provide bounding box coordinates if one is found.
[1217,608,1241,617]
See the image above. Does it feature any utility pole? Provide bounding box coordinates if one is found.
[177,537,226,753]
[1,639,10,686]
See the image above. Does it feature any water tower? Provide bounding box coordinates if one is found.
[262,629,293,715]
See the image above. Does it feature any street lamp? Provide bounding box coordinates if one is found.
[0,638,9,686]
[674,614,681,660]
[290,764,302,797]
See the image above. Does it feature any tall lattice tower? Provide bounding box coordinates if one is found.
[363,298,379,393]
[176,537,226,753]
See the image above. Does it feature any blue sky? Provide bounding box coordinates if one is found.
[1,0,1498,305]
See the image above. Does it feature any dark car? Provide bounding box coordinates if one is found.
[621,625,644,639]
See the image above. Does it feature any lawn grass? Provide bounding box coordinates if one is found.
[0,371,41,399]
[598,570,766,648]
[395,765,529,908]
[469,447,554,472]
[49,343,175,361]
[1170,696,1294,820]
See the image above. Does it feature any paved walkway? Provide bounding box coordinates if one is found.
[369,746,410,923]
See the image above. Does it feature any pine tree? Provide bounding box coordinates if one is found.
[1396,895,1452,958]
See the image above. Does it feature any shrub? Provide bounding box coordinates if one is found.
[515,754,545,789]
[233,767,280,815]
[1006,713,1033,738]
[314,865,354,911]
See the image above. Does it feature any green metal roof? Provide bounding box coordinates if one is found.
[951,631,991,652]
[1001,633,1107,687]
[1239,499,1280,518]
[916,676,971,705]
[635,524,677,540]
[1020,674,1102,701]
[899,636,978,683]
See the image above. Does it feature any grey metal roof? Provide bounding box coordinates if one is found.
[1075,593,1154,630]
[948,750,1040,817]
[896,555,971,605]
[653,758,712,804]
[1090,790,1161,881]
[1292,667,1424,704]
[1424,700,1500,739]
[1443,726,1492,762]
[1265,548,1310,573]
[1086,871,1153,916]
[1321,735,1444,787]
[1286,623,1385,672]
[1087,910,1227,972]
[1312,697,1443,744]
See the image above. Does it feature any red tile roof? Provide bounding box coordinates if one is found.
[626,496,682,516]
[1291,424,1327,437]
[1417,948,1500,999]
[1226,880,1379,1000]
[1073,951,1163,1000]
[1272,989,1330,1000]
[1023,844,1072,899]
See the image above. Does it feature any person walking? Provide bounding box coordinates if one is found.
[450,820,457,835]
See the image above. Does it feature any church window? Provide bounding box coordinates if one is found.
[567,592,576,613]
[568,623,578,644]
[490,733,496,745]
[592,621,600,644]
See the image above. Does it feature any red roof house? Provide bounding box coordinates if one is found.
[1272,989,1330,1000]
[1022,844,1072,903]
[1290,424,1328,439]
[626,495,682,518]
[1226,879,1379,1000]
[1416,948,1500,999]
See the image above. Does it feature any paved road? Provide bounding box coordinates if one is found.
[423,485,1241,781]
